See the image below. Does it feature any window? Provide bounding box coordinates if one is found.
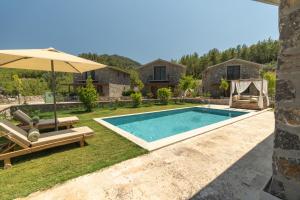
[154,66,166,80]
[227,66,240,80]
[85,70,96,80]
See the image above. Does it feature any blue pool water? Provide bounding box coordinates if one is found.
[104,107,247,142]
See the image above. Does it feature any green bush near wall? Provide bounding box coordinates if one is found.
[157,88,172,105]
[130,92,142,108]
[78,77,98,112]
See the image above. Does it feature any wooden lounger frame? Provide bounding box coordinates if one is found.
[0,129,92,169]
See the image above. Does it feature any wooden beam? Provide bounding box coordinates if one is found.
[255,0,279,6]
[0,136,84,160]
[4,158,12,169]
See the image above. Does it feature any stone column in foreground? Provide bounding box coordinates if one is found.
[269,0,300,199]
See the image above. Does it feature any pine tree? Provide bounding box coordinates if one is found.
[178,38,279,78]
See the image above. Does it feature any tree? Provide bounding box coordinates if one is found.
[263,71,276,98]
[177,38,279,78]
[130,71,144,91]
[219,78,229,97]
[12,74,23,104]
[78,77,98,112]
[207,48,220,66]
[236,45,242,58]
[228,48,237,59]
[240,44,249,60]
[179,76,197,97]
[22,79,48,96]
[220,51,230,62]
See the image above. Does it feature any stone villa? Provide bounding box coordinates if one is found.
[73,59,187,98]
[138,59,186,96]
[202,59,264,98]
[73,66,130,98]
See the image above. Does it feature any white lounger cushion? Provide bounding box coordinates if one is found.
[31,126,93,147]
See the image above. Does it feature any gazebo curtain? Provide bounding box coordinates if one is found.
[263,80,269,106]
[229,81,235,107]
[236,81,252,96]
[252,80,270,108]
[229,79,269,109]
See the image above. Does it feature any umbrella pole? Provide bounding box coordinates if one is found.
[51,60,58,131]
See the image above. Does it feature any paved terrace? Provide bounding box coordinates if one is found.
[21,110,274,200]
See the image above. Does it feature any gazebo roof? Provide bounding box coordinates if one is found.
[255,0,279,6]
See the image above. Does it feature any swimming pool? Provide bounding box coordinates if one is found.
[95,107,253,150]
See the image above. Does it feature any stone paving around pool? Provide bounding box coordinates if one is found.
[20,108,274,200]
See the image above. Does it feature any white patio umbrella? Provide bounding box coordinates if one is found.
[0,48,107,130]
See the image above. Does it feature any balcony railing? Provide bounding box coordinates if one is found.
[148,79,170,83]
[74,79,99,84]
[147,74,173,83]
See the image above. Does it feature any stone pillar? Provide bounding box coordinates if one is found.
[269,0,300,199]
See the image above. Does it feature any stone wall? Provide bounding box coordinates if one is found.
[139,59,186,95]
[10,99,161,112]
[202,59,261,98]
[139,59,186,85]
[74,67,130,85]
[108,83,130,98]
[183,98,229,105]
[268,0,300,199]
[9,98,229,113]
[95,67,130,85]
[0,95,44,104]
[102,85,110,97]
[73,67,131,98]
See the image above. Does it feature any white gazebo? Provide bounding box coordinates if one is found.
[229,79,270,109]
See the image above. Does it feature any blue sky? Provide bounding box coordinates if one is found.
[0,0,278,64]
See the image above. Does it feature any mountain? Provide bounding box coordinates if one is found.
[79,53,141,71]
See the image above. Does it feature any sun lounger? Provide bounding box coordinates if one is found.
[0,120,94,169]
[13,110,79,131]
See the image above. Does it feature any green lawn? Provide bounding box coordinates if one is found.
[0,103,196,200]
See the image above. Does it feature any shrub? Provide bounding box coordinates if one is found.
[0,112,8,120]
[130,92,142,107]
[173,86,181,98]
[78,77,98,112]
[192,90,198,98]
[12,74,23,104]
[219,78,229,97]
[157,88,172,105]
[122,89,135,96]
[146,92,154,99]
[203,92,211,98]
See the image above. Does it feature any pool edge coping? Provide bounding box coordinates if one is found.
[94,106,272,151]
